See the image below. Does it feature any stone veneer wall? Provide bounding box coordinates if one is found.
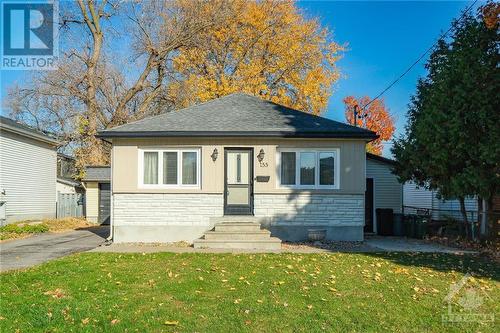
[254,193,365,241]
[112,193,223,243]
[112,192,365,243]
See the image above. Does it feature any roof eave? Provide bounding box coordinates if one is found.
[366,152,396,165]
[0,122,60,146]
[97,130,378,140]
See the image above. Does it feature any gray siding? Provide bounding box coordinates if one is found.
[366,158,402,213]
[403,182,433,209]
[436,197,478,212]
[0,130,57,222]
[403,182,478,220]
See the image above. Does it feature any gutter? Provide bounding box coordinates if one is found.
[107,144,114,243]
[97,130,379,140]
[0,122,60,146]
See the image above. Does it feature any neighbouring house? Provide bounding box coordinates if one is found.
[403,182,478,221]
[56,153,84,200]
[365,153,403,233]
[82,166,111,225]
[57,152,77,180]
[56,178,83,198]
[0,116,60,224]
[55,153,86,218]
[98,93,378,247]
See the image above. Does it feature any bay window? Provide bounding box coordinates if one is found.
[278,149,339,189]
[140,149,200,188]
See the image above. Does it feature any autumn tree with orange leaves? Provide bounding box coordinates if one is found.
[169,0,343,115]
[343,96,395,155]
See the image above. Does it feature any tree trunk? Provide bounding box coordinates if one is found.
[484,196,498,241]
[458,196,470,240]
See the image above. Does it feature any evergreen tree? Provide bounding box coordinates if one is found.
[392,4,499,239]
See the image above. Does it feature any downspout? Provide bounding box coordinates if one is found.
[107,143,114,242]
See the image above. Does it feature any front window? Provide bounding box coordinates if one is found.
[300,152,316,185]
[280,152,296,185]
[182,152,197,185]
[278,149,339,189]
[140,149,200,188]
[163,152,177,185]
[143,152,158,185]
[319,152,335,185]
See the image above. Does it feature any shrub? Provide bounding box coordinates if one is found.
[0,223,49,234]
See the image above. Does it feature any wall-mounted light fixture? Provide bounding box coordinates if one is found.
[257,149,265,162]
[211,148,218,162]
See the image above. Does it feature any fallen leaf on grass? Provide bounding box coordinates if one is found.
[81,318,90,325]
[164,320,179,326]
[44,288,66,299]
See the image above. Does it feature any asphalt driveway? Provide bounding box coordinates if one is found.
[0,226,109,272]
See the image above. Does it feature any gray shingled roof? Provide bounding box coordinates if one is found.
[83,166,110,182]
[99,93,377,139]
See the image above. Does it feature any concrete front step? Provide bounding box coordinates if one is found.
[193,237,282,250]
[214,222,262,232]
[210,216,261,223]
[195,216,282,250]
[204,230,271,241]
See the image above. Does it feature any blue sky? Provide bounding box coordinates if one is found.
[0,1,474,157]
[297,0,474,155]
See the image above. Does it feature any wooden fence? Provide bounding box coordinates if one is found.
[57,193,84,218]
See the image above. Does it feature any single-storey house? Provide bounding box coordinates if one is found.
[82,166,111,224]
[0,116,59,224]
[365,153,402,233]
[99,93,378,247]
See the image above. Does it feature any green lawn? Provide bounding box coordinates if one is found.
[1,252,498,332]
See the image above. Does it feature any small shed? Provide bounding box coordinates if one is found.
[82,166,110,225]
[365,153,403,233]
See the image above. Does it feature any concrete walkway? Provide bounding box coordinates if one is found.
[364,236,477,254]
[90,236,476,254]
[0,227,109,272]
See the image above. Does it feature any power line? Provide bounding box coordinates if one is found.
[361,0,479,111]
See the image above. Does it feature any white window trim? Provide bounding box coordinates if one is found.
[276,148,340,190]
[138,148,201,189]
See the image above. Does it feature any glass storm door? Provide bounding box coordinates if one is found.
[224,149,253,215]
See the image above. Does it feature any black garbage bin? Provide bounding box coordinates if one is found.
[404,215,417,238]
[393,213,405,236]
[376,208,394,236]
